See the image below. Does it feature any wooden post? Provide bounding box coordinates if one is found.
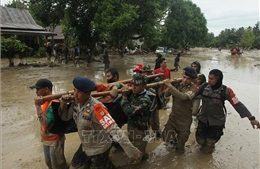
[42,77,181,102]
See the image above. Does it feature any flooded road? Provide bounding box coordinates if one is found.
[1,48,259,169]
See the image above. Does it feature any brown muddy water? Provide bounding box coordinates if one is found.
[1,48,259,169]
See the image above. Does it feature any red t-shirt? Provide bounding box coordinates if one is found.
[154,68,171,92]
[154,68,171,80]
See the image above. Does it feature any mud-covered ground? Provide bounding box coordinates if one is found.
[1,48,259,169]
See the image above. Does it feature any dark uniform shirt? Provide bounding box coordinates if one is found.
[198,84,252,126]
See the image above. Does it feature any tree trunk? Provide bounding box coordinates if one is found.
[9,58,14,67]
[120,45,124,57]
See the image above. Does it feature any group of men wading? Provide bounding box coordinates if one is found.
[30,60,260,169]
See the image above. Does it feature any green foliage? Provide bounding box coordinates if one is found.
[35,47,47,58]
[96,1,138,32]
[29,0,66,29]
[1,36,31,66]
[252,22,260,49]
[59,0,167,56]
[252,36,260,49]
[162,0,208,49]
[94,0,139,48]
[5,0,28,9]
[127,0,168,49]
[209,24,259,49]
[18,0,260,51]
[240,28,255,49]
[252,21,260,37]
[62,0,98,48]
[204,33,216,47]
[202,22,260,49]
[214,28,242,48]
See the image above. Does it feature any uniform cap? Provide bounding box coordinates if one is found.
[131,74,148,85]
[183,67,197,79]
[142,65,152,72]
[133,63,143,72]
[29,79,53,90]
[73,76,96,92]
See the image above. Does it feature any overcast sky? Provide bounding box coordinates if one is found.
[191,0,260,36]
[1,0,259,36]
[1,0,12,6]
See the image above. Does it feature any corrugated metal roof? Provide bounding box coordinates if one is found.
[1,29,56,36]
[46,25,64,40]
[0,6,45,31]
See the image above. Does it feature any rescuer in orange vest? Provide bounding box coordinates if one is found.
[30,79,67,169]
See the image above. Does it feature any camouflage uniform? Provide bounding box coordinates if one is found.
[142,65,162,137]
[162,81,198,153]
[120,74,152,158]
[148,77,162,136]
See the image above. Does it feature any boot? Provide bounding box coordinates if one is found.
[155,130,162,138]
[142,152,149,160]
[201,139,215,154]
[165,140,176,150]
[176,147,185,154]
[176,142,185,154]
[196,137,206,146]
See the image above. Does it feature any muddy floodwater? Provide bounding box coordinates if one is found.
[1,48,260,169]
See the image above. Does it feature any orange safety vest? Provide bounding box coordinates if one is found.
[96,83,115,103]
[40,100,61,141]
[96,83,112,92]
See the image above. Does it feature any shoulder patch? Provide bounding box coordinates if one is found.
[227,87,240,105]
[94,104,115,130]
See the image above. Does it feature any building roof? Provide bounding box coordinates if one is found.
[46,25,65,40]
[0,6,56,36]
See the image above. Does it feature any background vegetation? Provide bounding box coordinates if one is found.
[3,0,260,62]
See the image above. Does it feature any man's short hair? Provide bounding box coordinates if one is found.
[106,68,119,79]
[158,58,166,65]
